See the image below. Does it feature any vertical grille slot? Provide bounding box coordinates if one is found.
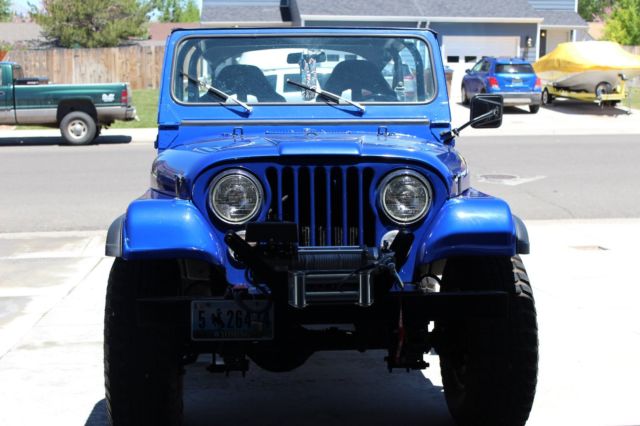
[314,167,327,246]
[266,167,278,220]
[282,167,295,221]
[331,167,344,245]
[363,168,376,247]
[346,167,359,245]
[266,165,375,247]
[299,167,311,246]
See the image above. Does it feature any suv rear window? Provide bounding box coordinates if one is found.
[495,64,534,74]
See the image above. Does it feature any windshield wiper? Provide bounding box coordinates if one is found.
[286,79,365,114]
[181,72,252,114]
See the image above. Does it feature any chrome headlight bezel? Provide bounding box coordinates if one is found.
[208,169,264,225]
[378,170,433,225]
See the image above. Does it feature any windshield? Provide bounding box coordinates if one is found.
[173,36,435,104]
[495,64,534,74]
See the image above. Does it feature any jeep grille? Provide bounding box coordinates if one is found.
[265,166,376,247]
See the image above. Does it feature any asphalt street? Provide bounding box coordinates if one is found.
[1,131,640,425]
[1,133,639,233]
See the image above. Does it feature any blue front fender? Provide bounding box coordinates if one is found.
[108,195,225,265]
[417,194,525,264]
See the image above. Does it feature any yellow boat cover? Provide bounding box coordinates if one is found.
[534,41,640,75]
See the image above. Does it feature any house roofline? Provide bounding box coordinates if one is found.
[300,15,544,24]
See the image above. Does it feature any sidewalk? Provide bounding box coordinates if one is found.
[450,98,640,137]
[0,127,157,144]
[0,220,639,425]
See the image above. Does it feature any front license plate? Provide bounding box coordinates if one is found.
[191,300,274,341]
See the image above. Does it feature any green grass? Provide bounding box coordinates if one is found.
[111,89,159,129]
[628,87,640,110]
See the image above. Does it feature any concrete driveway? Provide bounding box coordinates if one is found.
[1,221,640,425]
[450,97,639,137]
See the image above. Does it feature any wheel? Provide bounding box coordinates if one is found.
[541,88,552,105]
[105,259,184,426]
[595,82,613,98]
[437,256,538,426]
[461,84,469,105]
[60,111,97,145]
[529,104,540,114]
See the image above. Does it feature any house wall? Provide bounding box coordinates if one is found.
[545,28,571,52]
[429,22,539,62]
[528,0,575,10]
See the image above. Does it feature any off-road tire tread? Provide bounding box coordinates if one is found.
[439,255,538,426]
[104,259,183,426]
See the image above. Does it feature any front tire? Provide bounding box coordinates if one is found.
[437,256,538,426]
[461,84,469,105]
[60,111,97,145]
[104,259,184,426]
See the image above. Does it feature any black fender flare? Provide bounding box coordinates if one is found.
[513,214,530,254]
[106,214,125,257]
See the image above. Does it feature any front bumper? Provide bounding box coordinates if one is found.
[493,91,542,106]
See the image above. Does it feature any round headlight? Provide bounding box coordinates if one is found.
[209,170,263,224]
[379,170,432,224]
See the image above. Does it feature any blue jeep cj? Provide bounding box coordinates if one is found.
[104,27,538,426]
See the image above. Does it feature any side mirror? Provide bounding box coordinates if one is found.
[470,94,503,129]
[465,69,471,74]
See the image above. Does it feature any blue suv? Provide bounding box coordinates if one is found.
[104,27,538,426]
[462,56,542,113]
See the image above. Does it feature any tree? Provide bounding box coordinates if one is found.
[31,0,152,48]
[0,0,11,22]
[604,0,640,44]
[156,0,200,23]
[578,0,618,21]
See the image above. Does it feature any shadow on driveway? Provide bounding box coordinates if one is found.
[87,351,455,426]
[0,135,132,147]
[542,99,633,116]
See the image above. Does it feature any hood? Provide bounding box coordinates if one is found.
[151,132,467,194]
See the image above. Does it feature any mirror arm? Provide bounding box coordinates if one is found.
[440,108,499,145]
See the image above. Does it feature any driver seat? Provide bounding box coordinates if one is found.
[323,60,397,102]
[207,65,285,103]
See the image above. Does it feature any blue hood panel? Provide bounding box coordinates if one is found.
[154,132,466,193]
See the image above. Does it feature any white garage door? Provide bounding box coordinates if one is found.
[442,36,520,65]
[442,36,520,103]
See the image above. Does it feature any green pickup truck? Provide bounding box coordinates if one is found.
[0,61,137,144]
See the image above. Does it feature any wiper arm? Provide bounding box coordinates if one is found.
[286,79,365,113]
[181,72,252,114]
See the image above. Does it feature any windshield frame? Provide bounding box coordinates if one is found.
[170,33,438,108]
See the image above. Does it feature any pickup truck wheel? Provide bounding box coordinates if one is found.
[437,256,538,426]
[104,258,183,426]
[542,88,552,105]
[60,111,97,145]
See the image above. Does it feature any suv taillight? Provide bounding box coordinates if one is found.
[121,87,129,105]
[535,77,542,89]
[487,76,500,89]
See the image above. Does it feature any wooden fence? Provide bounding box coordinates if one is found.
[6,45,165,90]
[623,45,640,55]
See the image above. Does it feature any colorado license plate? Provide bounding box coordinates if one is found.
[191,300,274,341]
